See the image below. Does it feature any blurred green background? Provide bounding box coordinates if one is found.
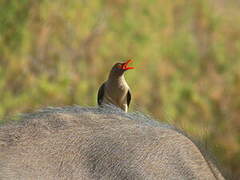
[0,0,239,178]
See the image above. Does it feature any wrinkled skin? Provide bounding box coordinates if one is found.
[0,105,225,180]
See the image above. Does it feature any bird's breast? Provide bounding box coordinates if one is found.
[104,80,129,106]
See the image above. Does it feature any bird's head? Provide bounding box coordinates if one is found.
[111,59,134,75]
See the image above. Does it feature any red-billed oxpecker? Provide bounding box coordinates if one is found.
[97,60,134,112]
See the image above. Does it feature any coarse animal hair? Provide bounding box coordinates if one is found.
[0,104,225,180]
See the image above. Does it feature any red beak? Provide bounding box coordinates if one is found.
[122,59,134,70]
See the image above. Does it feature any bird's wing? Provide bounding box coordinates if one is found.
[127,90,131,107]
[97,83,105,105]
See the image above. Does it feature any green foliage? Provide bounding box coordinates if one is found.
[0,0,239,178]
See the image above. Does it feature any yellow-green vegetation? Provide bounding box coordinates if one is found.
[0,0,239,178]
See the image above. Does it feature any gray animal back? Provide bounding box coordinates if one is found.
[0,105,225,180]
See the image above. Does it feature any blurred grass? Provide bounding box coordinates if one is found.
[0,0,240,178]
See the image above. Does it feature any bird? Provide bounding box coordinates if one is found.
[97,59,134,112]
